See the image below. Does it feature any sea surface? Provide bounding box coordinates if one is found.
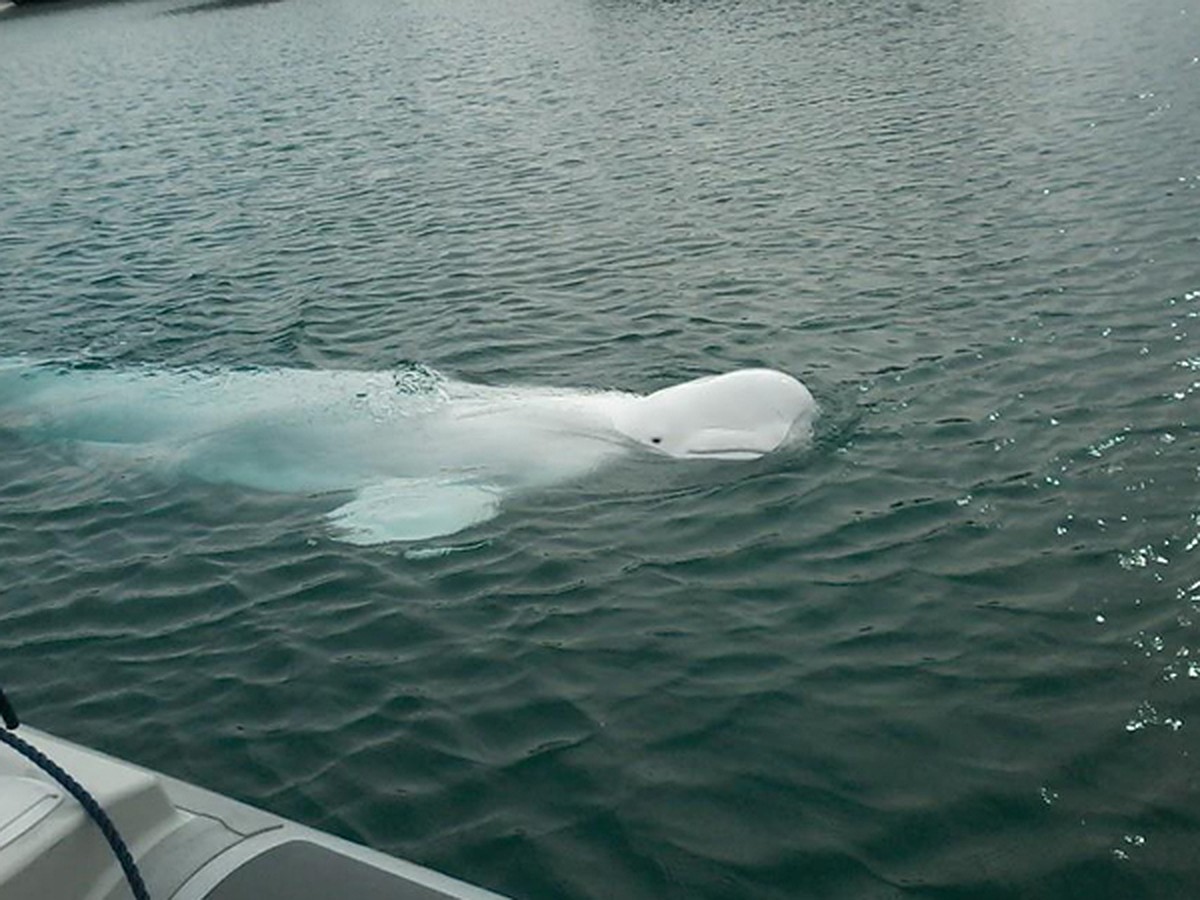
[2,0,1199,897]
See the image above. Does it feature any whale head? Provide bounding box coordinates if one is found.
[611,369,816,460]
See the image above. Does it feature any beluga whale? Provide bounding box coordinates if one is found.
[0,360,816,544]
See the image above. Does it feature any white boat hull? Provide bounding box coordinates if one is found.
[0,727,508,900]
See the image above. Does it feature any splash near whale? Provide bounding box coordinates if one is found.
[0,361,816,544]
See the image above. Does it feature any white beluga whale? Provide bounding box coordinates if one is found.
[0,360,816,544]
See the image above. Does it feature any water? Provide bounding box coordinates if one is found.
[1,0,1198,896]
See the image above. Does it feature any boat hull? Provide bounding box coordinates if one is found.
[0,727,508,900]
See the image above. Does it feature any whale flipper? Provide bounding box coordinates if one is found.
[326,478,502,545]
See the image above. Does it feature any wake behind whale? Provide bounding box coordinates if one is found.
[0,360,816,544]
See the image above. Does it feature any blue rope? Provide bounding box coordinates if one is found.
[0,690,150,900]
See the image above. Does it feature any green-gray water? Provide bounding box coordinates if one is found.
[1,0,1199,897]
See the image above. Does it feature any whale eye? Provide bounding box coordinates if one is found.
[651,437,662,444]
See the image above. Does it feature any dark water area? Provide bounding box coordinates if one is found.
[2,0,1199,897]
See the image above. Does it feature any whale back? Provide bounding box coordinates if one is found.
[611,368,815,460]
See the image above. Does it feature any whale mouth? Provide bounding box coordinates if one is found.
[680,447,766,461]
[662,424,795,461]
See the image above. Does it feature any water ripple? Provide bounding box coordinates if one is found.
[3,0,1200,897]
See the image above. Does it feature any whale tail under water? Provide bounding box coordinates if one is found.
[0,361,816,544]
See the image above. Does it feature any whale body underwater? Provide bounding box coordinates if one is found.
[0,361,817,544]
